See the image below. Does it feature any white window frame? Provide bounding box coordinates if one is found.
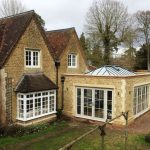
[75,87,113,122]
[25,48,40,68]
[68,54,77,68]
[133,84,149,117]
[17,90,56,121]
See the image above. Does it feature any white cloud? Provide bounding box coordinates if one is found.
[20,0,93,35]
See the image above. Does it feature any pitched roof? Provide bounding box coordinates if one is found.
[87,65,135,76]
[0,10,34,68]
[46,28,75,60]
[15,73,58,93]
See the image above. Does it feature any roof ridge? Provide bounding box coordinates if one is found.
[0,10,34,20]
[46,27,75,33]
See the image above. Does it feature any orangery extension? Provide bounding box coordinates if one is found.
[62,65,150,125]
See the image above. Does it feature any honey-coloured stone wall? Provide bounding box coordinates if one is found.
[1,18,56,125]
[62,74,150,125]
[57,31,88,109]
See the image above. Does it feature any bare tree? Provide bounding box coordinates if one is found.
[0,0,45,28]
[85,0,129,64]
[0,0,26,17]
[123,15,138,50]
[135,11,150,71]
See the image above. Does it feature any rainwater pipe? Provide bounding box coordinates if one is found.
[61,76,65,110]
[55,60,60,110]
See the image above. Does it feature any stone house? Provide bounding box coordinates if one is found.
[0,10,58,126]
[0,10,150,127]
[0,11,88,126]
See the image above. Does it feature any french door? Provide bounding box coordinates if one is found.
[76,87,113,121]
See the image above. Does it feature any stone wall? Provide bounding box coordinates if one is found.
[62,74,150,125]
[125,75,150,121]
[2,18,56,124]
[57,31,88,109]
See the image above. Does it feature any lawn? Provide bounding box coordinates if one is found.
[0,120,150,150]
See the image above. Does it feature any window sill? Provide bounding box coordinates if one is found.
[68,66,77,69]
[25,66,41,69]
[17,111,57,121]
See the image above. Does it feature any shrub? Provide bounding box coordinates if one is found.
[0,125,7,137]
[57,109,63,119]
[145,134,150,143]
[0,123,50,137]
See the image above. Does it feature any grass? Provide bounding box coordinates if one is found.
[0,121,150,150]
[72,129,150,150]
[24,125,93,150]
[0,120,68,148]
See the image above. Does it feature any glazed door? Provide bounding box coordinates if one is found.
[83,89,92,117]
[94,90,105,119]
[107,90,112,119]
[76,87,113,121]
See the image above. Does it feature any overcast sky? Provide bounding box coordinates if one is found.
[4,0,150,36]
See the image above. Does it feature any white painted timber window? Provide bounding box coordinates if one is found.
[68,54,77,68]
[25,49,40,68]
[133,85,149,116]
[17,90,56,121]
[76,87,113,121]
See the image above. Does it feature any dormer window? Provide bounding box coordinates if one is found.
[68,54,77,68]
[25,49,40,68]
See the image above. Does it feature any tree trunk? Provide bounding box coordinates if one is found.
[147,44,150,71]
[103,40,111,65]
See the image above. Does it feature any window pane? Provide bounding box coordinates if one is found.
[33,51,39,66]
[68,54,76,67]
[77,88,81,114]
[18,91,56,120]
[72,55,76,66]
[35,98,41,116]
[18,99,24,118]
[26,51,31,66]
[68,55,71,66]
[26,99,33,118]
[49,94,55,112]
[84,89,92,116]
[42,97,48,114]
[95,90,104,119]
[133,85,149,115]
[25,50,39,67]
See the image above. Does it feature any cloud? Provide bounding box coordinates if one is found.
[20,0,92,35]
[1,0,150,35]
